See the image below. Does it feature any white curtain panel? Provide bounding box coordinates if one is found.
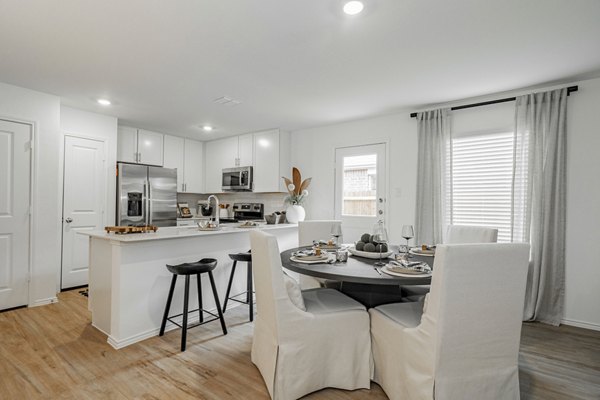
[415,108,451,245]
[513,88,568,325]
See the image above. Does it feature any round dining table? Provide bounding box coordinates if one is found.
[281,246,434,307]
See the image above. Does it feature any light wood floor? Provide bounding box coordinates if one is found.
[0,290,598,399]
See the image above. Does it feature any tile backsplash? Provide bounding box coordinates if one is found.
[177,192,288,216]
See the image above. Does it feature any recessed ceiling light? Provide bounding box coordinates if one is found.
[343,1,364,15]
[202,125,214,132]
[97,98,111,106]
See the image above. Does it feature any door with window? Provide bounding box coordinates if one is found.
[334,143,386,242]
[0,119,31,310]
[62,136,106,289]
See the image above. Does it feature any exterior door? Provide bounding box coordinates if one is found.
[334,143,386,243]
[62,136,106,289]
[0,119,31,310]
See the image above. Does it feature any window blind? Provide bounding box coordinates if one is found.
[448,131,515,242]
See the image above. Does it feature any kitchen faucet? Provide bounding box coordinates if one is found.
[207,195,220,227]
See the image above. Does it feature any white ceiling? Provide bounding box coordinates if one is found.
[1,0,600,140]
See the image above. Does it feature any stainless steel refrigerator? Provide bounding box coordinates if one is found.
[116,163,177,227]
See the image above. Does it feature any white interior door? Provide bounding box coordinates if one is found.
[0,119,31,310]
[62,136,105,289]
[335,143,386,243]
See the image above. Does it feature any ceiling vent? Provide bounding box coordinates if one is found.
[213,96,242,106]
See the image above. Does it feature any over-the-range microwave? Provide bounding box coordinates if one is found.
[222,166,253,191]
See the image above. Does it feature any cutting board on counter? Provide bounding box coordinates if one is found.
[105,225,158,234]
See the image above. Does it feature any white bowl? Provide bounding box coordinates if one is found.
[348,247,393,259]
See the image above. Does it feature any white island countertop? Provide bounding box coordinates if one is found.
[84,221,297,349]
[79,223,297,243]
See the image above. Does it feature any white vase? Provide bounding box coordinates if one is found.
[285,205,306,223]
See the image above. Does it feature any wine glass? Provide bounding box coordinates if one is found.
[330,223,342,247]
[401,225,414,258]
[372,220,389,267]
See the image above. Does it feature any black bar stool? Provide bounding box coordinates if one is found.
[223,251,254,321]
[159,258,227,351]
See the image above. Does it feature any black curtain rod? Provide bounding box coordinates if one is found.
[410,85,578,118]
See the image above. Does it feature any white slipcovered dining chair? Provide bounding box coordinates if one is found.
[403,224,499,300]
[445,224,498,244]
[297,220,342,289]
[249,230,371,400]
[370,243,530,400]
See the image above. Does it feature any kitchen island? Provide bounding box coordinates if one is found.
[81,224,298,349]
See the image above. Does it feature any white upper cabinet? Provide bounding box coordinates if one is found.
[204,136,239,193]
[183,139,204,193]
[137,130,164,166]
[253,129,290,192]
[117,126,138,163]
[163,135,204,193]
[237,133,254,167]
[163,135,185,191]
[117,126,164,166]
[204,129,289,193]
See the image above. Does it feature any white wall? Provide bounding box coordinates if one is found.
[60,106,118,228]
[291,76,600,330]
[291,113,418,245]
[0,82,61,306]
[563,78,600,330]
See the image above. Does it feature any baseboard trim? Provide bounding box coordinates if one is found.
[562,318,600,331]
[105,302,245,349]
[30,297,58,307]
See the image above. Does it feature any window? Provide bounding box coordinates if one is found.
[341,154,377,216]
[446,131,515,242]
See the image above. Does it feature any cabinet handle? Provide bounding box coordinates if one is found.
[138,152,142,163]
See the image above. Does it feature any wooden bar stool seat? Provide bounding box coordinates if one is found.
[223,251,254,321]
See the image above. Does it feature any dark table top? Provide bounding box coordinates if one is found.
[280,246,433,286]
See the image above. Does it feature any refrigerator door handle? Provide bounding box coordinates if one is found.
[143,182,149,226]
[148,183,153,225]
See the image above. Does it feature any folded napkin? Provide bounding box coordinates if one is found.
[388,260,431,274]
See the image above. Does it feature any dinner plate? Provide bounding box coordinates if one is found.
[290,256,329,264]
[349,247,393,259]
[409,248,435,257]
[381,265,432,278]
